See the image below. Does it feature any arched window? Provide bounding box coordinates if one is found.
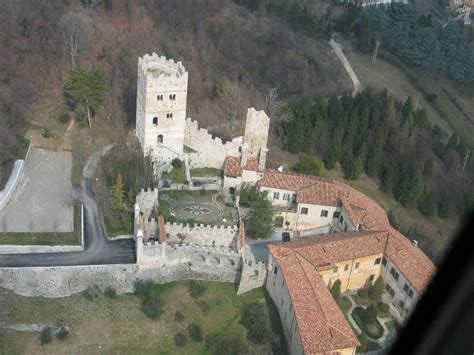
[152,117,158,125]
[157,135,163,143]
[172,94,176,100]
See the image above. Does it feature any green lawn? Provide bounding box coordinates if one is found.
[103,209,134,237]
[162,165,188,184]
[0,204,82,245]
[190,167,223,178]
[18,137,30,159]
[0,281,286,354]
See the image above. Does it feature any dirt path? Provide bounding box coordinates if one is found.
[329,36,362,97]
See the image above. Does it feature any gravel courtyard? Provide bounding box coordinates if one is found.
[0,148,73,233]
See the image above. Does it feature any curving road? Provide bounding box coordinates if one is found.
[0,147,136,267]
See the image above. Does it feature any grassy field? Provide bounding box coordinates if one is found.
[0,281,286,354]
[0,204,82,246]
[342,41,474,148]
[103,209,134,237]
[162,165,188,184]
[191,168,223,178]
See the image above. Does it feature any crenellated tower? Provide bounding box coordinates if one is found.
[136,53,188,164]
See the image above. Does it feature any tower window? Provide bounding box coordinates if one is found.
[152,117,158,126]
[169,94,176,100]
[157,94,163,101]
[166,113,173,119]
[157,135,163,143]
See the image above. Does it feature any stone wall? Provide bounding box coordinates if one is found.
[137,237,241,269]
[184,118,243,169]
[237,260,267,295]
[165,222,238,247]
[0,262,240,298]
[0,143,30,211]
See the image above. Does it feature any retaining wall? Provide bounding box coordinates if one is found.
[0,204,84,254]
[0,143,31,211]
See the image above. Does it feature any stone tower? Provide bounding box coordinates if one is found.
[136,53,188,164]
[241,108,270,171]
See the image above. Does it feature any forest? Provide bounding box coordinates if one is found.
[338,4,474,84]
[282,89,473,220]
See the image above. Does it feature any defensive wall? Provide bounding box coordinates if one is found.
[184,118,243,169]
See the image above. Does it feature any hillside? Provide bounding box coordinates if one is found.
[0,0,352,189]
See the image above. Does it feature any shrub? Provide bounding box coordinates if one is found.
[240,303,272,344]
[357,332,368,352]
[377,302,390,315]
[41,128,54,139]
[369,276,384,303]
[330,279,342,304]
[40,327,53,345]
[358,288,369,300]
[140,295,164,320]
[174,332,187,347]
[56,327,69,341]
[196,300,211,314]
[133,280,154,299]
[292,154,321,175]
[206,333,248,355]
[188,280,207,299]
[84,285,100,301]
[365,304,378,324]
[174,310,185,322]
[188,322,204,342]
[171,158,183,169]
[104,286,117,299]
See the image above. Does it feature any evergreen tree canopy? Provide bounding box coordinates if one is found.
[245,191,275,239]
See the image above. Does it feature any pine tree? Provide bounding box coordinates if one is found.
[64,66,106,129]
[369,276,384,303]
[418,188,436,217]
[245,192,275,239]
[112,173,125,211]
[331,279,342,304]
[394,160,423,207]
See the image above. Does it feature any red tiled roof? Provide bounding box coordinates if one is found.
[224,156,242,177]
[224,156,260,177]
[269,244,360,353]
[244,157,259,171]
[260,170,435,293]
[158,216,166,243]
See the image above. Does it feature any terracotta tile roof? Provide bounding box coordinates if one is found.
[224,156,242,177]
[385,228,436,293]
[244,157,259,171]
[158,216,166,243]
[258,170,322,191]
[224,156,260,177]
[269,244,360,353]
[276,230,388,271]
[260,170,436,293]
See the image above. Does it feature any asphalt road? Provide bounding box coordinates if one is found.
[0,147,136,267]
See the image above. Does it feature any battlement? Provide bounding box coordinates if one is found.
[185,118,243,147]
[139,52,187,78]
[165,221,238,231]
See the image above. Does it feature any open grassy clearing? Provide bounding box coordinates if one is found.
[0,204,82,246]
[342,40,474,148]
[162,165,188,184]
[0,281,285,355]
[190,167,223,178]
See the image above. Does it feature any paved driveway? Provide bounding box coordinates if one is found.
[0,148,73,232]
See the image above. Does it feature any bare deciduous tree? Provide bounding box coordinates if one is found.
[59,13,94,67]
[215,77,246,133]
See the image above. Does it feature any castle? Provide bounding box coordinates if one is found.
[135,52,270,180]
[135,54,435,355]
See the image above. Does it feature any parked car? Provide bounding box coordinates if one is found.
[282,232,291,242]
